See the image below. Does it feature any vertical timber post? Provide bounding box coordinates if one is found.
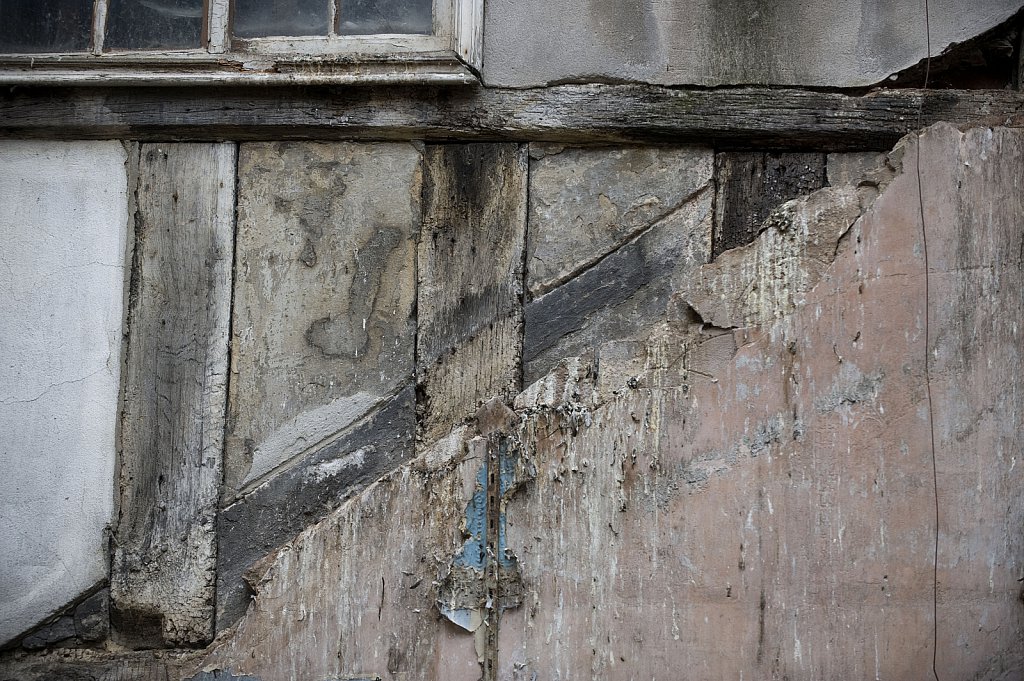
[111,143,236,648]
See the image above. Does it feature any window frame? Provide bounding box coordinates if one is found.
[0,0,482,85]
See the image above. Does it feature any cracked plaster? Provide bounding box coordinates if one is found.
[0,141,129,645]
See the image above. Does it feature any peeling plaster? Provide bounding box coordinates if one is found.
[438,435,532,636]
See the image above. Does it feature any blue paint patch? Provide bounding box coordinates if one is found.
[497,438,519,569]
[440,605,477,632]
[439,435,527,631]
[452,463,489,571]
[451,438,521,571]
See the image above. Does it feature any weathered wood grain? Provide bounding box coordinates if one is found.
[418,316,523,443]
[712,152,826,258]
[111,143,235,649]
[1,85,1022,149]
[216,387,417,631]
[417,143,527,442]
[0,649,202,681]
[225,142,419,498]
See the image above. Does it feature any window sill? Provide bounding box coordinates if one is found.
[0,49,479,86]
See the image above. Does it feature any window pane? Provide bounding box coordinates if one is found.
[338,0,431,34]
[104,0,203,50]
[233,0,329,38]
[0,0,92,53]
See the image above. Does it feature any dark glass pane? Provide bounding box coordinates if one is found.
[104,0,202,50]
[0,0,92,53]
[233,0,328,38]
[338,0,430,35]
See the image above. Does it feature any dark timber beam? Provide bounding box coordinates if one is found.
[1,84,1022,148]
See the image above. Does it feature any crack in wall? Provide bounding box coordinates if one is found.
[0,367,108,405]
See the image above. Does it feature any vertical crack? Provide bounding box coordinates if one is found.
[913,5,941,680]
[213,141,243,632]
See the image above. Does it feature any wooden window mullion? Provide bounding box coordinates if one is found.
[91,0,108,54]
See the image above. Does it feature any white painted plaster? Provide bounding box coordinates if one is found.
[0,141,129,644]
[302,446,371,485]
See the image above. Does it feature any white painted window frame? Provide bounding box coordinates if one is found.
[0,0,482,85]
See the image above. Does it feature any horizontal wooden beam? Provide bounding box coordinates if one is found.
[1,84,1022,148]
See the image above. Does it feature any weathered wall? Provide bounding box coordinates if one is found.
[524,145,713,382]
[160,124,1022,680]
[0,142,128,645]
[0,121,1021,680]
[217,142,422,628]
[483,0,1023,87]
[500,126,1024,679]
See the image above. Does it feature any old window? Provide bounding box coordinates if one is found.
[0,0,481,84]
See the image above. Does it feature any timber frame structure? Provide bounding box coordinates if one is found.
[2,6,1024,680]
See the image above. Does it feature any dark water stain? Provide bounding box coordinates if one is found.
[303,224,402,360]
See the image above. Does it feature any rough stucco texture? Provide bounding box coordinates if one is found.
[483,0,1024,87]
[0,142,128,644]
